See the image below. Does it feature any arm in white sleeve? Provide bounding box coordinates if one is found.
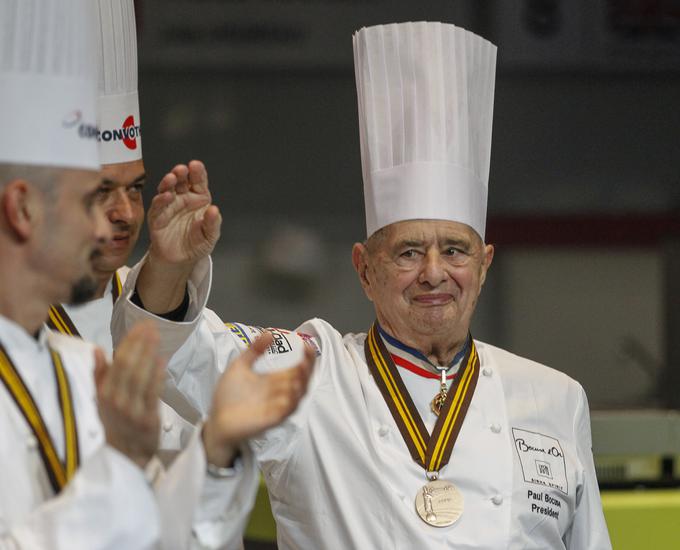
[0,446,160,550]
[112,255,231,419]
[563,387,612,550]
[150,425,258,550]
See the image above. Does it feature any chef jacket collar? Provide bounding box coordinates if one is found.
[0,314,50,350]
[376,323,469,375]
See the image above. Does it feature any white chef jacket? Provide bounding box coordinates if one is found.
[52,263,259,549]
[0,314,161,549]
[113,259,612,550]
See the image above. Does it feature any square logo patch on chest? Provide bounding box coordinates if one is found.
[512,428,568,495]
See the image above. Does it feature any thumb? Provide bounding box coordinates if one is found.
[238,332,274,371]
[199,205,222,243]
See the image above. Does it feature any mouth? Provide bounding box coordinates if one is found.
[107,233,131,251]
[412,293,454,306]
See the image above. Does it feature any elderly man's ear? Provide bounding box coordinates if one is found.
[352,242,373,301]
[478,244,495,288]
[2,179,36,242]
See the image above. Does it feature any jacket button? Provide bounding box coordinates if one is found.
[491,494,503,506]
[482,367,493,377]
[490,423,501,434]
[26,436,38,450]
[378,425,389,437]
[162,422,173,433]
[88,427,99,438]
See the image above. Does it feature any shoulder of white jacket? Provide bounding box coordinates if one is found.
[474,339,582,389]
[295,317,357,353]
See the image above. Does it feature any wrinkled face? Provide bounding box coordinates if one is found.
[36,169,111,304]
[353,219,494,344]
[92,159,146,276]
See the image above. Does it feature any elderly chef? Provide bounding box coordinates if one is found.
[113,21,612,550]
[0,1,311,548]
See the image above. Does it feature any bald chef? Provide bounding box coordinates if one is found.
[114,22,612,549]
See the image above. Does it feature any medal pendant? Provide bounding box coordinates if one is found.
[430,393,446,416]
[430,385,447,416]
[415,479,464,527]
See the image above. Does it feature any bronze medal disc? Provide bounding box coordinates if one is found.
[415,479,464,527]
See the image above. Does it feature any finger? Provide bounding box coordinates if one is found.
[114,322,157,410]
[200,204,222,242]
[171,164,190,194]
[144,356,166,410]
[236,332,274,370]
[93,347,109,395]
[187,160,209,195]
[125,325,161,417]
[156,171,177,194]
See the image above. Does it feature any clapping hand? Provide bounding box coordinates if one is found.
[201,332,315,467]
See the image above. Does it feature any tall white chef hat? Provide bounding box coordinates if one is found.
[353,22,497,240]
[96,0,142,164]
[0,0,99,170]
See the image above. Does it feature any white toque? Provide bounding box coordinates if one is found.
[353,22,497,240]
[0,0,99,170]
[96,0,142,164]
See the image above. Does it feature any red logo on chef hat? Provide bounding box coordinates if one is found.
[98,115,141,150]
[121,115,138,150]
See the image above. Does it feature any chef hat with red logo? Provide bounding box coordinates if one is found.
[96,0,142,164]
[0,0,99,170]
[353,22,497,240]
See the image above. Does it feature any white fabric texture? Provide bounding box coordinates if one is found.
[112,260,612,550]
[0,0,99,169]
[353,22,496,239]
[96,0,142,164]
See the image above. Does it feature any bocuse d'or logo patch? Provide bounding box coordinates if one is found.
[512,427,568,495]
[98,115,141,150]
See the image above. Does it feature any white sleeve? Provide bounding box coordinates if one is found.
[0,446,160,550]
[563,387,612,550]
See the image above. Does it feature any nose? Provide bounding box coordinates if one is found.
[418,250,448,287]
[93,201,112,245]
[107,187,134,224]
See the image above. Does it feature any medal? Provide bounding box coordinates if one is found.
[365,324,479,528]
[415,477,464,527]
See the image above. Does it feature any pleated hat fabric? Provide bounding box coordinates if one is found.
[0,0,99,170]
[96,0,142,164]
[353,22,497,239]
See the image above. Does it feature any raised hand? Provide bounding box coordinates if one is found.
[147,160,222,267]
[137,160,222,313]
[94,321,165,469]
[201,332,315,467]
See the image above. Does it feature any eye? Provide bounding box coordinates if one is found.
[95,186,112,202]
[444,247,461,256]
[128,183,144,196]
[400,249,418,259]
